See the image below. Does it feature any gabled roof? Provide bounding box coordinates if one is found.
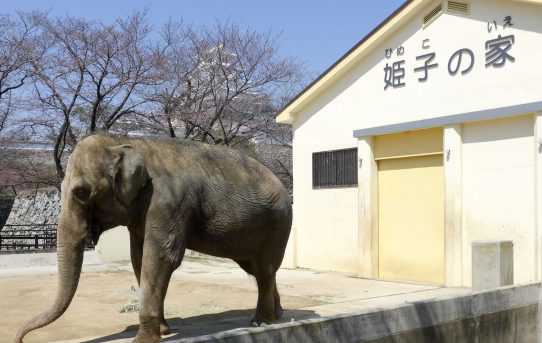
[276,0,542,124]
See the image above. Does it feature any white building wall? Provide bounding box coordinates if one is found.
[461,115,536,285]
[95,226,131,262]
[290,0,542,276]
[291,106,359,272]
[534,112,542,280]
[293,0,542,131]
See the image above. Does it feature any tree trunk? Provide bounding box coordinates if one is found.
[53,122,68,180]
[167,115,176,138]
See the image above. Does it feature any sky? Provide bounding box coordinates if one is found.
[4,0,406,78]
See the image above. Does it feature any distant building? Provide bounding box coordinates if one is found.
[277,0,542,287]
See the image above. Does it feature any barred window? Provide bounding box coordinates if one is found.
[312,148,358,188]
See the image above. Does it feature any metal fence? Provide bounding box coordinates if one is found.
[0,223,98,251]
[0,224,57,250]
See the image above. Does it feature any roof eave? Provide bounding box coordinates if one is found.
[276,0,542,125]
[512,0,542,4]
[276,0,427,124]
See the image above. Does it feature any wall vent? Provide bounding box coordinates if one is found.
[447,1,470,15]
[423,3,443,26]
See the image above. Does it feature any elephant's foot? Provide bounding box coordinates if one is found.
[160,318,171,335]
[250,314,275,327]
[132,333,161,343]
[251,318,270,327]
[133,328,161,343]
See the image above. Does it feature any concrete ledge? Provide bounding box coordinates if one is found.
[0,250,102,269]
[169,283,540,343]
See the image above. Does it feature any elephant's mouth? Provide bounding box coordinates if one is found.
[87,214,105,245]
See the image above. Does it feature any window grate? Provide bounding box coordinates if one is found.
[448,1,470,14]
[424,3,443,26]
[312,148,358,188]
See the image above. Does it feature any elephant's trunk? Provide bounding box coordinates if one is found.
[14,221,86,343]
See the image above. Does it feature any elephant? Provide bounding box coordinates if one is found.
[15,133,292,343]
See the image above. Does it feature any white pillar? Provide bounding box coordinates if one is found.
[280,225,297,269]
[534,112,542,281]
[444,124,463,286]
[358,136,378,278]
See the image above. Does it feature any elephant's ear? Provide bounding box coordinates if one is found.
[108,144,150,206]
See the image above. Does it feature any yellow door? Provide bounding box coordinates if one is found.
[377,153,445,285]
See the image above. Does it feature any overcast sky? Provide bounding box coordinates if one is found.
[4,1,405,76]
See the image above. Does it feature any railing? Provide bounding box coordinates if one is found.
[0,223,97,251]
[0,224,57,250]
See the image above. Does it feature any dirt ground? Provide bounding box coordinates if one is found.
[0,259,320,343]
[0,256,461,343]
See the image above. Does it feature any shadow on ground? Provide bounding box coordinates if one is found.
[81,309,319,342]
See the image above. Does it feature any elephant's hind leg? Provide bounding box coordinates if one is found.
[235,259,254,275]
[252,271,279,326]
[235,259,282,327]
[273,280,283,320]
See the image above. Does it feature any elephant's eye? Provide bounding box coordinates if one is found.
[73,186,91,202]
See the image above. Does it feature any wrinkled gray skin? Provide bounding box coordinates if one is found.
[15,133,292,343]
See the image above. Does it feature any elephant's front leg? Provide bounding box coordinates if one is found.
[130,233,171,336]
[130,233,143,285]
[133,238,177,343]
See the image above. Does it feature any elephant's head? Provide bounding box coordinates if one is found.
[15,134,150,342]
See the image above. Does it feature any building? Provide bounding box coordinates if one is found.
[276,0,542,287]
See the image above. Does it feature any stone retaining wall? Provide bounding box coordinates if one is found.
[3,188,60,230]
[0,198,14,229]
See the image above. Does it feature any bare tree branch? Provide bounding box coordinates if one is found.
[1,14,306,195]
[0,14,38,137]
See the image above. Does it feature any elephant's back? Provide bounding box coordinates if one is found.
[138,136,291,234]
[140,137,277,185]
[137,137,288,202]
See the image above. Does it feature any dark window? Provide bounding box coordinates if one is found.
[312,148,358,188]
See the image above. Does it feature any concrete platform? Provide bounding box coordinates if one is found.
[0,252,478,342]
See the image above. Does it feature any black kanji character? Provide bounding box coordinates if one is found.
[384,60,406,90]
[414,52,438,82]
[485,34,515,68]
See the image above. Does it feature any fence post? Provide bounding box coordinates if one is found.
[34,234,39,249]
